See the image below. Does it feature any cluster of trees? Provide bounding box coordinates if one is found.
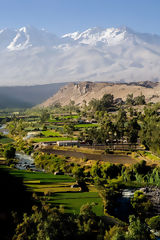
[84,93,146,116]
[104,215,155,240]
[80,101,160,156]
[14,139,34,155]
[0,143,16,161]
[79,109,140,147]
[88,94,115,112]
[90,159,160,189]
[139,105,160,155]
[131,191,152,219]
[34,153,67,173]
[4,144,16,159]
[126,94,146,106]
[13,201,157,240]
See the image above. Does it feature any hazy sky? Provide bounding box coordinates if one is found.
[0,0,160,35]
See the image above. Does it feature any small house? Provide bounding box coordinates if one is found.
[57,140,79,147]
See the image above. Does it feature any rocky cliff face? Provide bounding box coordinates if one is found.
[40,81,160,107]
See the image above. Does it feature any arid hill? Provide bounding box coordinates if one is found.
[40,81,160,107]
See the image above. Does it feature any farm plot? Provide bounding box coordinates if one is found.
[0,166,103,215]
[6,169,75,193]
[33,137,74,143]
[75,123,98,128]
[42,149,137,165]
[40,130,61,137]
[48,115,79,123]
[48,192,103,215]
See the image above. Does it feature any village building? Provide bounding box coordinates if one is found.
[57,140,79,147]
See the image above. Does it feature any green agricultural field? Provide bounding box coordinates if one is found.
[40,130,61,137]
[24,126,43,131]
[25,172,73,182]
[33,137,75,143]
[1,166,75,193]
[5,168,74,183]
[0,166,103,216]
[62,115,79,119]
[48,115,79,122]
[48,192,104,216]
[75,123,98,128]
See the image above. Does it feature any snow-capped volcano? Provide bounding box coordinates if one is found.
[0,26,160,86]
[4,26,60,51]
[62,26,160,47]
[62,26,133,46]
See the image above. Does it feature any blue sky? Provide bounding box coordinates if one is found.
[0,0,160,35]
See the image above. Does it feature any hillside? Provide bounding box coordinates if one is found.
[40,81,160,107]
[0,82,65,108]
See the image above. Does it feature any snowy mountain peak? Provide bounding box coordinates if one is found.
[5,26,61,51]
[62,26,136,46]
[19,26,27,33]
[0,29,5,34]
[7,27,32,51]
[2,25,160,52]
[0,25,160,86]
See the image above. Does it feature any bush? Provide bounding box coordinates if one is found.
[4,146,16,159]
[147,215,160,231]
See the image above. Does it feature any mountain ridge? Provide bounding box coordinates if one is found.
[0,26,160,86]
[40,81,160,107]
[0,82,66,108]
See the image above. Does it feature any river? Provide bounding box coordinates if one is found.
[0,124,9,135]
[114,189,135,222]
[15,152,37,171]
[0,124,39,171]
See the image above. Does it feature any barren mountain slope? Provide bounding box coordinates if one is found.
[40,81,160,107]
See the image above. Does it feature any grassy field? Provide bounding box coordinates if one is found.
[8,169,74,182]
[48,192,103,215]
[33,137,75,143]
[48,119,62,123]
[62,115,79,119]
[48,115,79,123]
[0,165,103,215]
[40,130,61,137]
[75,123,98,128]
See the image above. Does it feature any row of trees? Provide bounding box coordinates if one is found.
[83,93,146,115]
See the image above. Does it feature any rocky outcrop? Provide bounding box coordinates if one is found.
[140,187,160,214]
[40,81,160,107]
